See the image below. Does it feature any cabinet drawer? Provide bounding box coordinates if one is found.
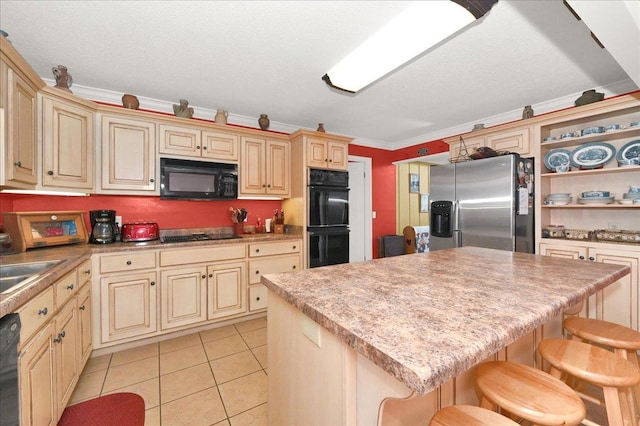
[249,285,267,311]
[17,286,54,346]
[249,255,300,284]
[55,269,78,309]
[248,240,301,258]
[77,258,92,287]
[160,244,245,267]
[100,252,157,274]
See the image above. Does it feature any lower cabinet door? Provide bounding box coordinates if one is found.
[19,322,57,426]
[101,272,157,343]
[249,285,268,311]
[55,300,80,414]
[77,285,92,367]
[207,261,247,320]
[160,266,207,330]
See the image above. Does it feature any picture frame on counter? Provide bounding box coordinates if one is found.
[410,173,420,193]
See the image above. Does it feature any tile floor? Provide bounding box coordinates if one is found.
[68,317,268,426]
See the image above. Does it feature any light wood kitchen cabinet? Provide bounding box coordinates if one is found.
[447,135,484,162]
[100,271,158,343]
[41,88,95,190]
[486,126,530,156]
[159,123,239,162]
[305,136,348,170]
[239,135,290,197]
[444,125,532,162]
[0,36,44,188]
[100,113,157,193]
[247,240,301,311]
[207,261,247,320]
[17,258,92,426]
[19,322,56,426]
[540,241,640,331]
[160,265,207,330]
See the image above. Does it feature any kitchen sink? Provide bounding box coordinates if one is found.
[0,260,63,294]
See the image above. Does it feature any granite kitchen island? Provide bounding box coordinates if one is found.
[261,246,631,425]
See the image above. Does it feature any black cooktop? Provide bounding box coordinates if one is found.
[160,233,240,243]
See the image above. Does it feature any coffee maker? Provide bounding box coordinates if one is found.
[89,210,119,244]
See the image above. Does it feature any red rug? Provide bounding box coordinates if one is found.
[58,392,145,426]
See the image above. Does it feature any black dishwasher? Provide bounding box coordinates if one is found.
[0,313,20,426]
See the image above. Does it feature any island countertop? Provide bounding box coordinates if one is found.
[261,246,631,395]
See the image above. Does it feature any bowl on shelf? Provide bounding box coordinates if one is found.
[618,157,639,167]
[622,192,640,199]
[581,190,611,198]
[554,164,570,173]
[604,124,620,132]
[581,126,605,136]
[629,185,640,194]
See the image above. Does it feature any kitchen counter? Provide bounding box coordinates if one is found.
[262,246,631,425]
[0,231,301,316]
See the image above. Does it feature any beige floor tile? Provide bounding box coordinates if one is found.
[82,354,111,374]
[102,357,159,393]
[159,332,202,354]
[144,406,160,426]
[68,369,107,404]
[218,371,268,417]
[241,328,267,349]
[159,344,207,375]
[161,387,227,426]
[160,363,216,403]
[210,350,261,384]
[229,403,268,426]
[110,342,159,367]
[204,334,249,360]
[103,377,160,409]
[251,345,267,369]
[234,317,266,334]
[214,420,231,426]
[200,324,239,342]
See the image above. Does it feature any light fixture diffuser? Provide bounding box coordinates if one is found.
[323,1,497,93]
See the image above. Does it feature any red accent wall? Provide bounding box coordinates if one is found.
[0,193,280,232]
[391,139,449,162]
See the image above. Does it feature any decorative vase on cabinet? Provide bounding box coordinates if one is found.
[258,114,270,130]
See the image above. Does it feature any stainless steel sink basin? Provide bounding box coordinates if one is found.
[0,260,63,293]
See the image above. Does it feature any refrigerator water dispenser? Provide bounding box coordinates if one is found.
[431,201,453,238]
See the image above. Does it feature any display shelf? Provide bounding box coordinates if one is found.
[541,126,640,149]
[542,204,639,209]
[542,166,640,178]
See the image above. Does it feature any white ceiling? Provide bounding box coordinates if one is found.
[0,1,637,150]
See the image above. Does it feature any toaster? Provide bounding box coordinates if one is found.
[121,222,159,242]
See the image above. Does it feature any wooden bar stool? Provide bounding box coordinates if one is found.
[429,405,519,426]
[475,361,585,426]
[538,338,640,426]
[564,316,640,410]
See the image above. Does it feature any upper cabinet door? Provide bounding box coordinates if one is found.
[239,136,266,195]
[202,130,238,162]
[266,139,290,196]
[306,137,327,168]
[327,141,347,170]
[159,124,201,157]
[101,115,157,193]
[41,94,95,190]
[3,65,38,187]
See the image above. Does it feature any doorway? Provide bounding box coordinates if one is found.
[348,156,372,262]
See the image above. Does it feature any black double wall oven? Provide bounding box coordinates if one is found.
[307,168,350,268]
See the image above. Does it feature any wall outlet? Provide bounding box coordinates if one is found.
[608,222,619,230]
[372,211,377,219]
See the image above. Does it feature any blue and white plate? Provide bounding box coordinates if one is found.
[570,142,616,169]
[543,149,572,171]
[617,139,640,161]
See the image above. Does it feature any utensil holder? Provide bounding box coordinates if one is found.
[274,224,284,234]
[234,222,244,236]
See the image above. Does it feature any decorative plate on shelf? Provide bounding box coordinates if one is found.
[570,142,616,169]
[617,139,640,161]
[543,148,572,171]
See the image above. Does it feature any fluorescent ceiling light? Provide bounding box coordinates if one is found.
[322,1,497,93]
[0,189,89,196]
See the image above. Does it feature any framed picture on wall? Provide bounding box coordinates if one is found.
[420,194,430,212]
[409,173,420,193]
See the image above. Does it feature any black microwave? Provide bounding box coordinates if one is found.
[160,158,238,200]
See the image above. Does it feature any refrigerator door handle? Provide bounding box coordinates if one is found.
[453,200,461,247]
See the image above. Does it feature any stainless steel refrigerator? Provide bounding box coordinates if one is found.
[429,154,535,253]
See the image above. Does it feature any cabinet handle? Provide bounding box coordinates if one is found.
[292,265,296,269]
[208,273,213,278]
[150,178,155,183]
[126,260,132,265]
[255,248,260,253]
[202,275,206,279]
[14,161,21,167]
[267,184,271,188]
[79,305,86,310]
[579,256,585,260]
[150,281,156,286]
[196,145,201,149]
[54,334,62,343]
[66,284,74,290]
[293,245,296,249]
[47,170,54,175]
[202,146,207,150]
[38,307,48,316]
[60,330,66,338]
[84,269,91,275]
[256,296,261,301]
[262,184,266,188]
[255,270,260,275]
[329,159,333,163]
[589,257,595,261]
